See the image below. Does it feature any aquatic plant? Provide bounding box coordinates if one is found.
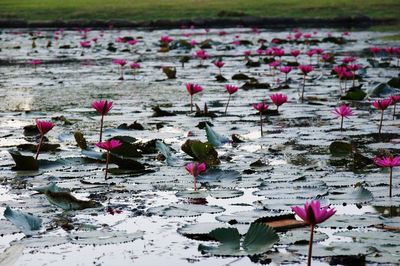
[96,139,123,180]
[292,201,336,266]
[92,100,113,142]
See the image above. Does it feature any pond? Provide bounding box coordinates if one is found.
[0,27,399,265]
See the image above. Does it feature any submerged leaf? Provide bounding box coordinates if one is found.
[4,206,42,236]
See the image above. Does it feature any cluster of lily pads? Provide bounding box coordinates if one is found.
[1,26,400,265]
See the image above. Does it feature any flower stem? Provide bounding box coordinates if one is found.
[194,175,197,191]
[105,151,110,180]
[301,74,306,103]
[389,167,393,197]
[100,115,104,142]
[35,135,44,160]
[224,94,231,115]
[307,224,315,266]
[379,110,384,134]
[190,95,193,113]
[120,66,124,80]
[260,111,263,137]
[340,116,344,131]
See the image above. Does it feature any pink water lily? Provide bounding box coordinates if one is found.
[268,60,280,76]
[390,95,400,120]
[130,62,140,69]
[213,60,225,75]
[96,139,123,180]
[332,104,353,130]
[370,47,380,58]
[333,65,347,93]
[306,49,316,64]
[253,103,269,137]
[270,93,288,112]
[80,41,91,48]
[195,50,208,65]
[224,85,239,115]
[347,64,361,87]
[298,65,313,102]
[92,100,113,142]
[291,50,300,61]
[160,35,173,44]
[372,98,393,134]
[35,120,55,160]
[29,59,41,68]
[186,83,203,112]
[185,162,206,191]
[374,155,400,197]
[128,39,138,46]
[342,56,357,64]
[112,59,127,80]
[292,200,336,266]
[280,66,292,84]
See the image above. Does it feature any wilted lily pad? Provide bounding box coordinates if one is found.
[9,150,39,170]
[44,191,103,211]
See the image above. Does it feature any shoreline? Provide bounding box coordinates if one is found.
[0,16,397,29]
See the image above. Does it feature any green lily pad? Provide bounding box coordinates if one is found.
[69,230,144,245]
[178,222,249,240]
[181,139,220,165]
[147,203,225,217]
[176,189,243,199]
[9,150,38,170]
[329,141,353,156]
[327,184,374,205]
[340,87,366,101]
[279,229,328,245]
[110,136,142,158]
[198,223,279,256]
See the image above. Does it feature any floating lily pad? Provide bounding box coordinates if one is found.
[176,189,243,199]
[329,141,353,156]
[178,222,249,240]
[147,203,225,217]
[279,229,328,245]
[340,87,366,101]
[69,230,144,245]
[181,139,220,165]
[198,223,279,256]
